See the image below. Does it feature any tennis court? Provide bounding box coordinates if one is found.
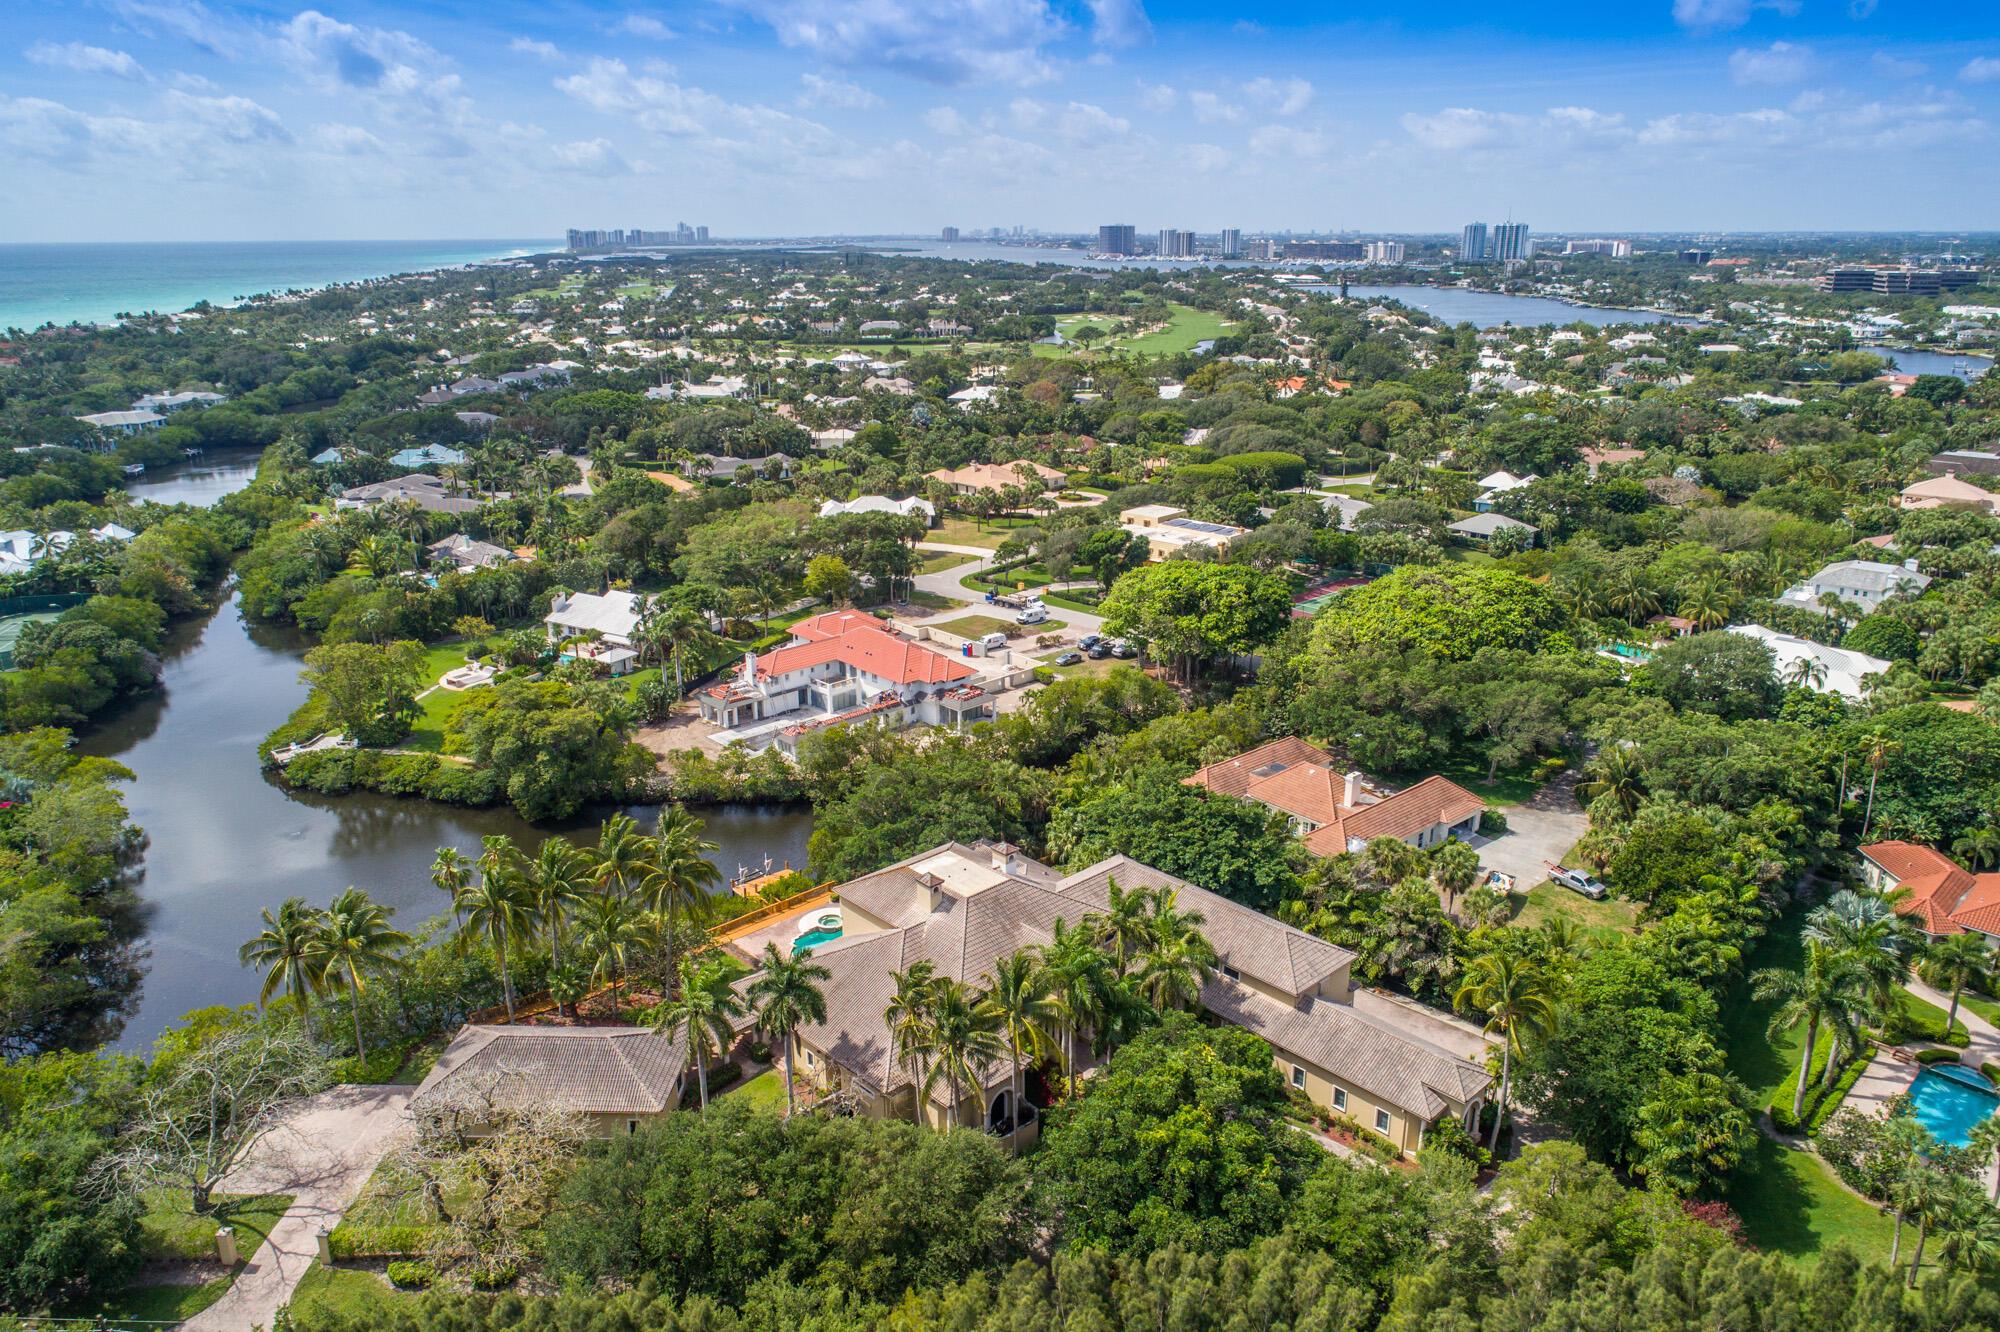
[1290,577,1369,617]
[0,610,62,668]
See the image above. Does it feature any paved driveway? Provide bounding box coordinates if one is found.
[913,550,1108,637]
[1466,775,1588,888]
[184,1083,412,1332]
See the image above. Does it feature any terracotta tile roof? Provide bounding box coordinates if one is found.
[1183,737,1338,799]
[1341,775,1487,843]
[788,610,883,642]
[1949,876,2000,936]
[1244,761,1347,827]
[1866,841,1980,935]
[706,624,974,696]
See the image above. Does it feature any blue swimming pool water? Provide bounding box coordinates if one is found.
[793,927,843,954]
[1909,1065,2000,1148]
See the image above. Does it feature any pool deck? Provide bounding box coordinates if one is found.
[719,895,836,963]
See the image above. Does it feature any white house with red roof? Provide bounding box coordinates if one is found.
[696,610,994,752]
[1860,841,2000,940]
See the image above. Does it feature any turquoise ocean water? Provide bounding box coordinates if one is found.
[0,239,556,332]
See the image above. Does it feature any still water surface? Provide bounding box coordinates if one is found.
[89,459,810,1046]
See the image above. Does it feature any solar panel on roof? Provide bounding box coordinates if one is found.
[1166,518,1239,535]
[1250,762,1290,778]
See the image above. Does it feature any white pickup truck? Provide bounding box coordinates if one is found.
[1546,863,1608,900]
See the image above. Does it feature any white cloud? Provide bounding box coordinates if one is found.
[1138,82,1176,112]
[727,0,1066,84]
[1964,58,2000,84]
[307,122,383,155]
[1189,90,1242,124]
[555,57,836,169]
[163,89,290,143]
[275,11,475,149]
[797,73,881,110]
[547,137,633,175]
[108,0,242,56]
[1401,107,1517,151]
[614,16,675,40]
[25,42,146,79]
[923,105,971,135]
[1243,77,1312,116]
[1872,52,1928,78]
[1670,0,1799,34]
[1009,98,1131,141]
[1729,41,1813,86]
[509,38,564,62]
[1184,142,1230,171]
[1085,0,1152,47]
[1248,124,1325,157]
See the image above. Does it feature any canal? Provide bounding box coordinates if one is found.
[89,455,811,1046]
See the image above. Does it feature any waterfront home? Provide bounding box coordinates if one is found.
[1118,504,1245,559]
[1183,738,1487,856]
[817,495,936,523]
[426,533,515,572]
[754,840,1491,1152]
[695,610,988,751]
[76,409,166,435]
[411,1026,687,1136]
[1776,559,1930,616]
[336,474,483,516]
[545,589,649,675]
[926,461,1065,496]
[1726,625,1888,700]
[1861,841,2000,942]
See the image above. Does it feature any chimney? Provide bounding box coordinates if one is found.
[740,650,757,684]
[915,871,944,911]
[990,841,1023,877]
[550,591,568,614]
[1903,558,1920,572]
[1343,771,1364,809]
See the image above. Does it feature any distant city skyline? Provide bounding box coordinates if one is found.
[4,0,1999,241]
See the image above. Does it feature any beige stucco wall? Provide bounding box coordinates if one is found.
[1269,1047,1475,1156]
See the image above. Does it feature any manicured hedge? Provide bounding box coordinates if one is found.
[1915,1047,1964,1065]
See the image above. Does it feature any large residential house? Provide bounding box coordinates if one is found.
[545,589,649,675]
[411,1026,688,1136]
[1900,474,2000,517]
[1777,559,1931,616]
[76,409,166,435]
[334,474,484,516]
[818,495,936,523]
[685,452,795,482]
[1472,470,1536,511]
[926,461,1065,496]
[133,390,226,413]
[1861,842,2000,941]
[1726,625,1889,700]
[390,444,466,470]
[1183,738,1487,856]
[1118,505,1246,559]
[759,841,1492,1153]
[695,610,991,752]
[426,533,515,572]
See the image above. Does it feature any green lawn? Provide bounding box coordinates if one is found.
[1507,880,1639,936]
[731,1068,789,1114]
[1961,990,2000,1029]
[290,1263,406,1319]
[1725,1134,1897,1268]
[931,516,1038,550]
[934,614,1024,639]
[905,589,968,611]
[1034,303,1237,359]
[57,1273,239,1323]
[916,548,974,574]
[140,1191,293,1261]
[1436,757,1548,807]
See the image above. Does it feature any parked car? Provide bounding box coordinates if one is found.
[1077,634,1102,650]
[1053,650,1083,665]
[1547,864,1607,899]
[1086,642,1112,659]
[1016,604,1049,625]
[1111,640,1138,659]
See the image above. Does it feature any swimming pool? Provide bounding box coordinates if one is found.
[1909,1064,2000,1148]
[792,908,844,955]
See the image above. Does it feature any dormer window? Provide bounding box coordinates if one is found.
[1222,964,1240,981]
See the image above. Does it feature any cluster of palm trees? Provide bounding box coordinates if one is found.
[883,881,1218,1137]
[239,888,413,1060]
[430,809,720,1021]
[1754,890,1983,1124]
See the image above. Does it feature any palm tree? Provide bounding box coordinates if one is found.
[1967,1115,2000,1205]
[519,837,594,1010]
[1953,823,2000,872]
[591,812,654,901]
[454,846,533,1021]
[1860,730,1903,838]
[642,807,721,985]
[1787,655,1829,691]
[430,846,472,903]
[746,942,831,1118]
[1882,1114,1930,1265]
[1453,952,1559,1152]
[657,954,746,1110]
[307,888,412,1061]
[1806,889,1920,1024]
[1918,930,1990,1040]
[1904,1159,1951,1287]
[573,891,645,1015]
[1752,940,1869,1122]
[885,961,941,1126]
[1606,571,1661,625]
[1577,745,1646,821]
[982,949,1056,1148]
[921,977,1004,1131]
[1676,573,1732,632]
[1088,878,1152,976]
[1935,1181,2000,1276]
[239,898,327,1038]
[1039,918,1114,1099]
[1133,893,1218,1013]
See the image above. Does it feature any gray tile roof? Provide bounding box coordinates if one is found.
[411,1025,687,1116]
[1202,977,1491,1119]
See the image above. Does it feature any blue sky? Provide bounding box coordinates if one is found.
[3,0,1998,240]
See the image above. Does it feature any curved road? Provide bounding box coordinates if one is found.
[913,545,1107,638]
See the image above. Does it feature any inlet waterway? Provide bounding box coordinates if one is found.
[88,454,810,1047]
